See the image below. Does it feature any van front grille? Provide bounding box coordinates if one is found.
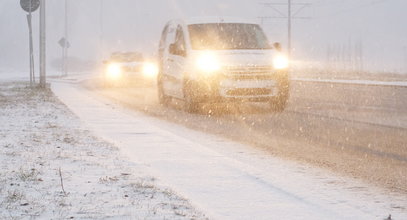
[223,65,274,80]
[226,88,272,96]
[225,65,273,74]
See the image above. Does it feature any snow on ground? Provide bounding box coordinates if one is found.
[293,77,407,87]
[0,70,63,82]
[0,82,207,219]
[51,80,407,220]
[0,70,29,81]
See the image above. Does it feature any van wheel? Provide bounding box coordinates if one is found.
[157,74,171,105]
[269,96,288,112]
[184,80,200,113]
[103,80,112,88]
[185,96,200,113]
[103,79,116,88]
[269,82,290,112]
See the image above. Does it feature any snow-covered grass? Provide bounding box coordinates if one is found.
[0,82,206,219]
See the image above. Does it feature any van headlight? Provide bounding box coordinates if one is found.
[273,55,289,70]
[196,52,221,73]
[106,63,122,80]
[142,62,159,78]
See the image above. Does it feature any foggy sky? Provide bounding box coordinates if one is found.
[0,0,406,74]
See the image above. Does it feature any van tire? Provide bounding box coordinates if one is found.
[103,80,117,88]
[269,80,289,112]
[184,80,200,113]
[269,96,288,112]
[157,74,171,105]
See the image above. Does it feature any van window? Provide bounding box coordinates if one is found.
[159,25,169,53]
[166,25,176,47]
[188,23,271,50]
[174,25,186,53]
[158,25,169,63]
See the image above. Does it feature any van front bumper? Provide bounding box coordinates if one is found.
[188,71,289,103]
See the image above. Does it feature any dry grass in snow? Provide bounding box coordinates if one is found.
[0,82,207,220]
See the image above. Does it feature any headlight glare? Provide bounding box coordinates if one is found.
[273,55,289,70]
[106,63,122,80]
[142,62,159,78]
[196,52,221,73]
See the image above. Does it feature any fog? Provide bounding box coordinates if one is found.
[0,0,406,74]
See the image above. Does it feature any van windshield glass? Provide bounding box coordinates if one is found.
[188,23,271,50]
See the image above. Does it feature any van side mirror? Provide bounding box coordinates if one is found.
[273,42,282,52]
[169,43,186,57]
[169,43,177,55]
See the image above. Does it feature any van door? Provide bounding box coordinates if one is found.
[165,25,187,99]
[161,24,176,97]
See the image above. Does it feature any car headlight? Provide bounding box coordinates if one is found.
[142,62,159,78]
[196,52,221,73]
[106,63,122,80]
[273,54,289,70]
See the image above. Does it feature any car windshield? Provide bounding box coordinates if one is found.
[188,23,271,50]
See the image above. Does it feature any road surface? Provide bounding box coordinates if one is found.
[81,77,407,194]
[49,74,407,219]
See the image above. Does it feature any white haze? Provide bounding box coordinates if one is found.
[0,0,406,74]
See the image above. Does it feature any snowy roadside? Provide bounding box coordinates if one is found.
[52,80,407,220]
[0,82,207,219]
[292,77,407,87]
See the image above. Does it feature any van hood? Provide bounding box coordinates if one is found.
[192,50,275,67]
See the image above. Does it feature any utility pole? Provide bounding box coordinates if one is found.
[403,46,407,74]
[259,1,311,58]
[100,0,104,59]
[39,0,46,88]
[63,0,68,76]
[288,0,291,57]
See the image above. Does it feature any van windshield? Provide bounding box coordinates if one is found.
[188,23,271,50]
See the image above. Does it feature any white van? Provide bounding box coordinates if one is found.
[157,17,290,113]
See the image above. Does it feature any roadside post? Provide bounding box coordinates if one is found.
[39,0,46,88]
[58,37,70,76]
[20,0,40,86]
[61,0,69,76]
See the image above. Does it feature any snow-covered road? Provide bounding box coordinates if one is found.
[51,81,406,220]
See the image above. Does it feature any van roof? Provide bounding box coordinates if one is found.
[178,17,259,25]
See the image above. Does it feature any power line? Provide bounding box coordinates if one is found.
[259,1,312,57]
[259,2,312,19]
[311,0,391,18]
